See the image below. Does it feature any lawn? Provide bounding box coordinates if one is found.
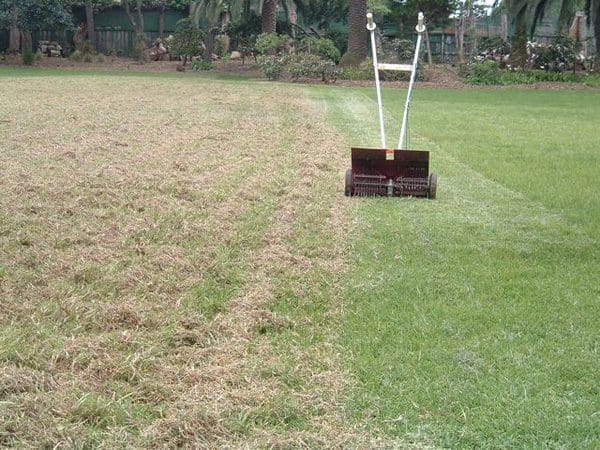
[313,85,600,447]
[1,68,598,448]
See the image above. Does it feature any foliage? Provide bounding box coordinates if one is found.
[382,38,414,61]
[466,59,501,84]
[296,0,346,31]
[327,28,348,56]
[476,36,511,63]
[225,13,260,44]
[255,32,287,55]
[337,58,374,80]
[191,59,212,70]
[389,0,455,30]
[0,0,73,32]
[466,59,600,85]
[286,53,338,82]
[129,32,148,61]
[22,49,34,65]
[171,18,205,60]
[256,54,286,79]
[527,36,577,72]
[297,36,341,63]
[213,35,226,57]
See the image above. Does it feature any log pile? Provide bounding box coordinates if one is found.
[38,41,63,57]
[148,36,173,61]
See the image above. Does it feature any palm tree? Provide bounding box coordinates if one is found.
[340,0,367,66]
[261,0,277,32]
[503,0,600,70]
[191,0,287,34]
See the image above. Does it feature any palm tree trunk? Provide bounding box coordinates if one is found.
[340,0,367,66]
[85,0,96,50]
[261,0,277,34]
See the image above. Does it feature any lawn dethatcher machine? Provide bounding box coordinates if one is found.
[345,12,437,199]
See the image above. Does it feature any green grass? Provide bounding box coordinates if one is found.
[312,86,600,447]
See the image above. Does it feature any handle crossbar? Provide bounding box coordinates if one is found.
[377,63,413,72]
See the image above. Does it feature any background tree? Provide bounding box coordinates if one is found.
[295,0,346,33]
[171,16,205,63]
[0,0,73,53]
[523,0,600,70]
[390,0,456,64]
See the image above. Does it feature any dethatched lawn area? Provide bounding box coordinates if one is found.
[0,69,364,447]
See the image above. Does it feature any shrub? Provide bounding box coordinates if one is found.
[255,33,286,55]
[338,58,374,80]
[476,36,510,63]
[213,35,226,57]
[257,54,287,80]
[172,18,205,63]
[298,36,341,63]
[383,38,414,61]
[191,59,212,71]
[528,36,576,72]
[225,13,260,57]
[22,49,34,66]
[466,60,501,85]
[77,40,95,55]
[70,49,83,62]
[286,53,338,82]
[34,50,43,62]
[327,29,347,56]
[130,33,148,61]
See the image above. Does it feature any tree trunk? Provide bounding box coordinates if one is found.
[204,28,215,63]
[594,7,600,72]
[456,16,465,64]
[261,0,277,34]
[424,28,433,66]
[123,0,144,34]
[159,3,166,39]
[85,0,96,50]
[135,0,144,34]
[221,11,231,53]
[21,30,32,54]
[510,22,528,68]
[340,0,367,66]
[8,2,19,54]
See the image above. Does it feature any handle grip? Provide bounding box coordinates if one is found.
[416,12,426,33]
[366,13,376,31]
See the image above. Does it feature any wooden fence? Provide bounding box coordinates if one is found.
[95,31,167,56]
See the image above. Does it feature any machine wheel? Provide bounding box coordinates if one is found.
[428,173,437,199]
[344,168,353,196]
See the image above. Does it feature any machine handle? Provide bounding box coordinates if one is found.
[416,12,426,34]
[366,13,376,31]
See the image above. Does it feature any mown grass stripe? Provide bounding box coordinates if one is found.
[311,85,600,448]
